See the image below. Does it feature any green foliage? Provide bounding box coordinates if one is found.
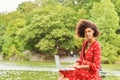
[1,35,14,57]
[15,3,81,55]
[0,24,5,53]
[0,1,39,59]
[101,42,118,63]
[114,0,120,29]
[0,0,120,63]
[35,39,55,51]
[90,0,120,63]
[1,12,26,58]
[17,1,38,14]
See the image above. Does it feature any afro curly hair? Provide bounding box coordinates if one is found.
[76,19,100,38]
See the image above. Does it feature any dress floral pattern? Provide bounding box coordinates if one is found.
[59,40,101,80]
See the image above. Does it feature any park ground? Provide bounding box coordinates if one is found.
[0,56,120,80]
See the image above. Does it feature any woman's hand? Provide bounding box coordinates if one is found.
[68,61,90,69]
[68,62,80,68]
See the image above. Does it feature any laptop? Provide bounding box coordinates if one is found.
[54,55,75,71]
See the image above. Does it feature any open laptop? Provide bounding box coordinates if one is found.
[54,55,75,71]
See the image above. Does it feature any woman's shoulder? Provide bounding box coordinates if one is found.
[94,41,101,49]
[95,41,100,45]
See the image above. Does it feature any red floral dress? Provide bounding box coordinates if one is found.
[59,40,101,80]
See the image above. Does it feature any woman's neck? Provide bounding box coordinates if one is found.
[87,38,95,44]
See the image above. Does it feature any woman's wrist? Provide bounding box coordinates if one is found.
[76,65,89,69]
[78,65,81,69]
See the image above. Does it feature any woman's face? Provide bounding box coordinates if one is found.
[84,27,94,40]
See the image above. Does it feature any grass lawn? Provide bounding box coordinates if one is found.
[0,70,120,80]
[0,61,120,80]
[0,70,58,80]
[102,76,120,80]
[102,64,120,71]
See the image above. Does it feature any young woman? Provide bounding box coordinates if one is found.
[58,19,101,80]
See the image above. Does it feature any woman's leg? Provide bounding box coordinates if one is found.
[58,72,64,80]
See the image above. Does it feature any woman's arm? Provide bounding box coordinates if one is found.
[69,62,89,69]
[75,65,89,69]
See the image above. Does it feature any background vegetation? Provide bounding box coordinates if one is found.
[0,0,120,63]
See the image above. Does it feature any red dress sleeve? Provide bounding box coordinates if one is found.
[89,42,101,73]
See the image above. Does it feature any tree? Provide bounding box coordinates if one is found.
[1,12,25,59]
[0,24,5,53]
[0,1,39,59]
[90,0,120,63]
[17,1,38,14]
[16,3,81,56]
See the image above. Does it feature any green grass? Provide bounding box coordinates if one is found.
[0,61,72,68]
[0,70,120,80]
[0,70,57,80]
[102,76,120,80]
[0,61,56,68]
[0,61,120,80]
[102,64,120,71]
